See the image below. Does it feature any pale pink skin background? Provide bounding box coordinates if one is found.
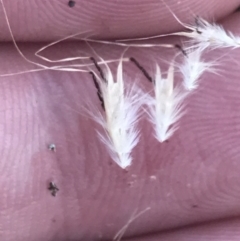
[1,0,240,240]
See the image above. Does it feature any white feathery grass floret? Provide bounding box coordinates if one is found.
[147,61,187,142]
[93,58,143,169]
[159,0,240,50]
[175,17,240,50]
[179,46,216,91]
[117,1,240,50]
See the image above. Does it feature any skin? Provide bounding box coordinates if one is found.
[1,0,240,240]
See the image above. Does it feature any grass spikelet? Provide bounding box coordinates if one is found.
[179,47,216,91]
[118,1,240,50]
[182,17,240,49]
[147,61,187,142]
[92,57,143,169]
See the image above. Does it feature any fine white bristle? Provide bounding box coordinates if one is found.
[92,58,143,169]
[179,47,216,91]
[147,62,187,142]
[114,207,151,241]
[82,37,175,49]
[0,0,127,77]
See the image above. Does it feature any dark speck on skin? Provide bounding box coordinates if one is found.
[48,182,59,197]
[192,204,198,208]
[68,0,76,8]
[235,6,240,12]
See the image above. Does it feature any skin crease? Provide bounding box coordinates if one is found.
[1,0,240,241]
[0,0,239,41]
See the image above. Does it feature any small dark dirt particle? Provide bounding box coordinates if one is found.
[68,0,76,7]
[48,182,59,197]
[48,144,56,152]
